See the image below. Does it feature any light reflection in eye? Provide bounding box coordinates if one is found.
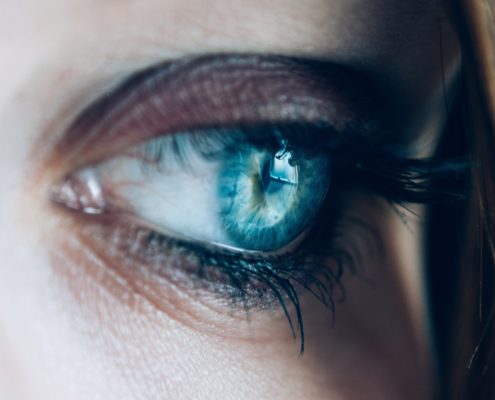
[265,142,298,186]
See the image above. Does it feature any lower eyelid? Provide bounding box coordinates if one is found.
[49,190,385,350]
[51,213,305,345]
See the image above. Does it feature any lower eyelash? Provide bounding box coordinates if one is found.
[98,204,384,353]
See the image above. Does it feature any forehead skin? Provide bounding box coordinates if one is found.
[0,1,459,399]
[2,0,458,125]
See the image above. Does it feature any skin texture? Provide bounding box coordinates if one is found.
[0,1,460,399]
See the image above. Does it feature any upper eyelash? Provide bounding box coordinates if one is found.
[140,122,470,205]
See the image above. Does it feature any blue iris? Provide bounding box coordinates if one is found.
[218,142,330,251]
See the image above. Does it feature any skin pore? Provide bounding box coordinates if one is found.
[0,1,460,399]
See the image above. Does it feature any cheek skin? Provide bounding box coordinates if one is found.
[30,188,430,400]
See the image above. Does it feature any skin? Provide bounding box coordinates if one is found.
[0,1,461,399]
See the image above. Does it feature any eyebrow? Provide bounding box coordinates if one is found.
[52,54,384,170]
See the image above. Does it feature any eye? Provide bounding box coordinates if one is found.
[59,127,331,253]
[48,54,461,351]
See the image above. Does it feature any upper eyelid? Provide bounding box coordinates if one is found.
[49,53,383,173]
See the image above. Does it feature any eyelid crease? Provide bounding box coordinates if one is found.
[51,53,382,174]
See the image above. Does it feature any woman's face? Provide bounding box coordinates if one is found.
[0,1,460,399]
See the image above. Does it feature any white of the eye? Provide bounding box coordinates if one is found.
[77,141,238,247]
